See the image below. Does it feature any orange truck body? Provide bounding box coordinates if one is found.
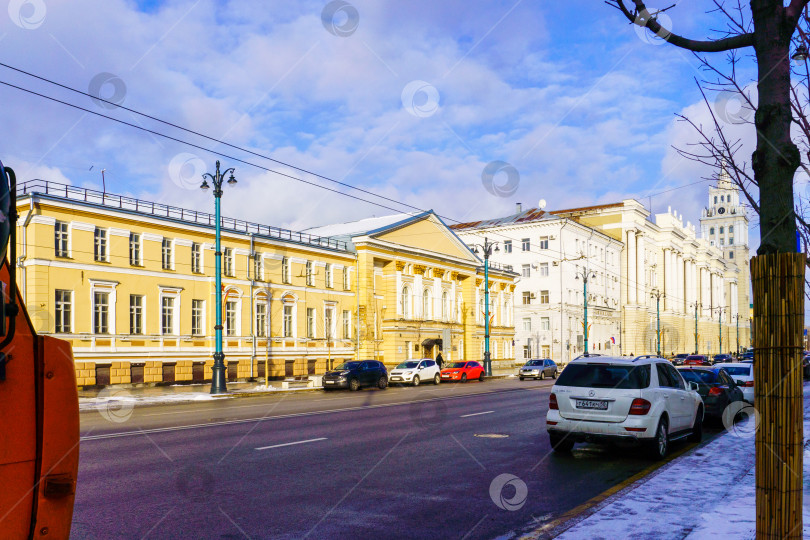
[0,260,79,539]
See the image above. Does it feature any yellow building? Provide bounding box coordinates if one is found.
[15,181,516,386]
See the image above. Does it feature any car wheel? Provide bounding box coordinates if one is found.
[378,376,388,390]
[552,370,557,379]
[433,373,440,385]
[540,371,545,380]
[479,371,484,382]
[349,378,360,392]
[688,407,703,443]
[461,373,467,383]
[412,375,420,387]
[649,418,669,460]
[549,433,574,453]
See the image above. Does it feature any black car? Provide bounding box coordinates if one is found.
[670,353,689,366]
[803,355,810,379]
[322,360,388,391]
[712,354,733,365]
[677,367,744,420]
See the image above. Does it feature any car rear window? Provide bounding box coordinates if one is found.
[679,370,717,383]
[556,363,651,389]
[720,366,751,376]
[686,355,704,361]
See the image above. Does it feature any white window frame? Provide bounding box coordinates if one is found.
[158,286,182,336]
[130,233,142,266]
[54,221,69,257]
[94,227,108,262]
[88,280,117,335]
[55,289,73,333]
[129,294,144,335]
[191,242,202,273]
[192,299,205,336]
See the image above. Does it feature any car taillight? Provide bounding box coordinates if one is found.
[547,421,558,425]
[708,386,723,396]
[549,393,558,410]
[742,381,754,387]
[628,398,651,415]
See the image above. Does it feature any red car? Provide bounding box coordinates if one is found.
[440,361,484,382]
[684,355,711,366]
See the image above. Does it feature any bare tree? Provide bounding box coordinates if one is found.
[608,2,807,537]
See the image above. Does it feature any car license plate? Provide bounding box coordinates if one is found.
[575,399,608,410]
[391,377,401,381]
[324,380,334,384]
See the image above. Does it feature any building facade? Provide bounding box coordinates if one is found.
[453,205,623,365]
[16,181,516,386]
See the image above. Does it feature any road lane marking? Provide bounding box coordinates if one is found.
[460,411,494,418]
[80,386,543,441]
[255,437,327,451]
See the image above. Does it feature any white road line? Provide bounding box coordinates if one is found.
[460,411,494,418]
[255,437,327,451]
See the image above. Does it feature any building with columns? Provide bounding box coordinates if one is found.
[452,204,623,365]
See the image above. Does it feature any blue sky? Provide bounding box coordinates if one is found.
[0,1,763,241]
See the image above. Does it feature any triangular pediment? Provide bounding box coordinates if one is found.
[368,213,479,263]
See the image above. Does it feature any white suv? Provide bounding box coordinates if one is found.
[546,355,704,459]
[389,359,441,386]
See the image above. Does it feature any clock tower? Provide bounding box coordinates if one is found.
[700,165,751,352]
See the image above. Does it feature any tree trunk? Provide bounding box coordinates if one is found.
[749,4,804,538]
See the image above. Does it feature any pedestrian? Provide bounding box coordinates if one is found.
[436,352,444,370]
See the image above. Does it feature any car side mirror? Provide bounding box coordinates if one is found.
[688,381,699,392]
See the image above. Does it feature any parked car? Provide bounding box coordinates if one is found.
[684,355,711,366]
[712,354,733,365]
[677,367,745,420]
[389,359,440,386]
[803,355,810,379]
[323,360,388,391]
[714,363,754,403]
[669,353,689,366]
[519,359,558,380]
[546,355,703,460]
[440,361,484,382]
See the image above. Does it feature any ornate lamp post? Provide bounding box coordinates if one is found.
[575,269,596,355]
[689,302,701,355]
[651,288,664,356]
[712,306,724,358]
[471,238,499,376]
[200,160,236,394]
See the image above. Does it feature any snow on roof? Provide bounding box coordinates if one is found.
[304,213,420,238]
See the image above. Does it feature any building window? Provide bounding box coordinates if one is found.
[255,302,267,337]
[719,226,724,234]
[224,248,234,276]
[94,228,107,262]
[161,297,175,335]
[523,345,531,359]
[729,225,734,233]
[225,300,237,336]
[192,299,204,336]
[54,221,69,257]
[422,289,431,319]
[539,262,549,277]
[522,291,531,305]
[720,238,725,245]
[191,242,201,273]
[714,195,718,204]
[129,295,143,335]
[306,307,315,338]
[130,233,141,266]
[343,268,350,290]
[254,253,263,280]
[709,227,715,235]
[162,238,172,270]
[541,317,550,330]
[325,263,333,288]
[521,238,530,251]
[283,304,293,337]
[540,290,549,304]
[539,236,549,250]
[93,292,109,334]
[522,317,531,331]
[729,251,734,259]
[342,310,351,339]
[442,291,449,320]
[324,307,334,341]
[729,237,734,245]
[522,264,530,277]
[55,290,71,333]
[503,240,512,253]
[306,261,314,286]
[401,286,411,318]
[282,257,290,283]
[720,195,724,202]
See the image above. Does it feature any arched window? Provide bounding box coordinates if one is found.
[441,291,448,320]
[401,286,410,318]
[423,289,431,319]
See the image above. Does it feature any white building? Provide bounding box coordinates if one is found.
[452,204,623,364]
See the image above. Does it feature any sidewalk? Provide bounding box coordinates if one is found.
[543,386,810,539]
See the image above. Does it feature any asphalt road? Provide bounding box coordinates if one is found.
[72,378,723,539]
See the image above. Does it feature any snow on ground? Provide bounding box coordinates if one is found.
[556,388,810,540]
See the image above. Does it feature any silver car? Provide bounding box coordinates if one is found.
[519,359,557,380]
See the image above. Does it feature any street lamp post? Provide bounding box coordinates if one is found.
[734,313,741,355]
[689,302,701,355]
[575,269,596,355]
[712,306,724,357]
[471,237,499,376]
[200,160,237,394]
[651,288,664,356]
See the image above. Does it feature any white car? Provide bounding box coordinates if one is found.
[389,359,440,386]
[546,355,704,459]
[714,363,754,403]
